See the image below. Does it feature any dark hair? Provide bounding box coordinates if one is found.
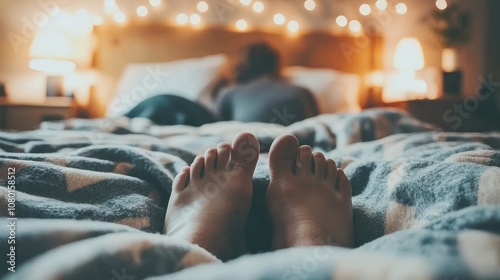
[234,42,282,84]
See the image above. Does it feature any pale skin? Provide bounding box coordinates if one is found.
[164,133,353,261]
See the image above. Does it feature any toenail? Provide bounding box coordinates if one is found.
[313,152,325,158]
[195,156,204,161]
[217,143,229,149]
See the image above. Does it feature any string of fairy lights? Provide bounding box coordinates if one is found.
[95,0,450,35]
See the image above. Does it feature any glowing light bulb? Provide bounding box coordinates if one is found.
[395,3,408,14]
[137,6,148,17]
[304,0,316,11]
[197,1,209,13]
[177,13,188,25]
[273,13,286,25]
[336,15,348,27]
[253,1,264,13]
[287,20,299,33]
[375,0,387,10]
[359,4,371,16]
[190,13,201,25]
[113,11,126,24]
[349,20,362,33]
[240,0,251,6]
[149,0,161,7]
[436,0,447,10]
[236,19,248,31]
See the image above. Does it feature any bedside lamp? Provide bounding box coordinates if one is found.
[393,37,425,73]
[383,37,428,102]
[29,27,76,97]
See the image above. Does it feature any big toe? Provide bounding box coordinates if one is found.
[269,134,299,175]
[229,132,260,173]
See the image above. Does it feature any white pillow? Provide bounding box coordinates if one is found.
[284,66,361,114]
[106,54,228,118]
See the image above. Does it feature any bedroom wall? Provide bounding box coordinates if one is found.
[0,0,490,116]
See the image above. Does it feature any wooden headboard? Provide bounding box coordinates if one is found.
[89,24,383,117]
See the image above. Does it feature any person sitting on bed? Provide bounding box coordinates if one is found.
[164,133,353,261]
[216,43,318,126]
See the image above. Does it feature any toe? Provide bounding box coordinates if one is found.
[313,152,326,178]
[297,146,313,174]
[190,156,205,181]
[204,148,218,173]
[216,143,231,170]
[173,166,190,192]
[269,134,299,175]
[326,159,338,183]
[229,132,260,173]
[336,169,352,197]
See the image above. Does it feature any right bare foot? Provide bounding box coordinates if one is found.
[267,134,354,250]
[164,133,259,261]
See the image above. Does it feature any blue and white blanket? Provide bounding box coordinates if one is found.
[0,109,499,280]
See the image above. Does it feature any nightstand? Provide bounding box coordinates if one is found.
[0,97,75,131]
[383,97,500,132]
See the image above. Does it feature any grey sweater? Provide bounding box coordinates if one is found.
[216,79,318,126]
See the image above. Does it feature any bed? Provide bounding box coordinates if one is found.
[1,26,500,280]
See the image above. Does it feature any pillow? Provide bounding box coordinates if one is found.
[284,66,361,114]
[106,54,229,118]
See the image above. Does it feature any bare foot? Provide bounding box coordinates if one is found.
[267,134,354,250]
[164,133,259,261]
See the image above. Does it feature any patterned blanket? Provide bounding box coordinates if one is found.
[0,109,499,280]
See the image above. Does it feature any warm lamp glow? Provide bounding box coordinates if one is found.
[30,12,93,97]
[197,1,209,13]
[75,10,93,33]
[274,13,286,25]
[385,38,429,103]
[359,4,371,16]
[336,16,348,27]
[393,37,425,71]
[304,0,316,11]
[236,19,248,31]
[29,59,76,74]
[442,48,457,72]
[365,71,386,87]
[93,16,104,26]
[414,80,428,93]
[253,1,264,13]
[30,28,75,61]
[383,72,430,102]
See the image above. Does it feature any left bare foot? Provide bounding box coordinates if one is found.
[164,133,259,261]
